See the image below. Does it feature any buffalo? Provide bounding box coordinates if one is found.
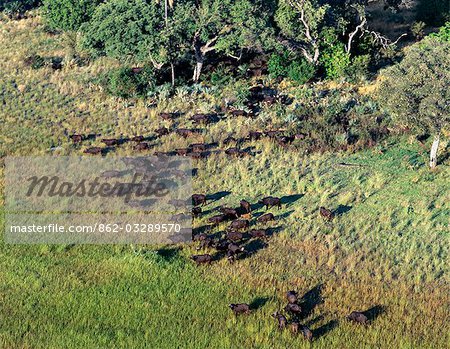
[272,312,287,330]
[226,231,244,242]
[301,325,313,341]
[155,127,170,137]
[84,147,103,155]
[219,207,239,219]
[208,214,227,225]
[190,143,206,153]
[130,135,144,142]
[192,194,207,206]
[190,254,212,265]
[240,200,252,213]
[257,213,275,224]
[249,229,267,239]
[228,219,249,231]
[134,142,150,151]
[284,303,302,315]
[192,206,202,217]
[320,207,335,221]
[347,311,368,325]
[287,290,298,304]
[259,196,282,210]
[70,134,83,144]
[229,303,250,316]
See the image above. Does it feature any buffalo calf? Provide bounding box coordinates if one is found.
[347,311,368,325]
[320,207,335,221]
[287,290,298,304]
[240,200,252,213]
[272,312,287,330]
[258,196,282,210]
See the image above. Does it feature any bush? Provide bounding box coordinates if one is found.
[345,54,371,82]
[1,0,40,19]
[103,66,156,99]
[267,52,290,79]
[287,59,316,84]
[320,43,351,80]
[430,22,450,42]
[42,0,102,31]
[268,52,316,84]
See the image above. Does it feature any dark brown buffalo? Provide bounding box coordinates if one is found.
[230,109,247,117]
[272,312,287,330]
[265,130,283,139]
[290,322,299,335]
[70,134,83,143]
[101,138,120,146]
[192,206,202,217]
[208,214,227,225]
[257,213,275,224]
[192,233,208,242]
[240,200,252,213]
[320,207,335,221]
[130,135,144,142]
[219,207,238,219]
[225,148,247,158]
[287,290,298,304]
[176,128,198,138]
[189,151,209,160]
[190,143,206,153]
[301,325,313,341]
[249,229,267,239]
[277,135,295,147]
[226,231,244,242]
[228,243,245,254]
[192,194,207,206]
[159,112,178,120]
[84,147,103,155]
[191,254,212,265]
[347,311,368,325]
[176,148,190,156]
[212,239,229,251]
[229,219,249,231]
[258,196,282,210]
[190,113,210,124]
[285,303,302,315]
[155,127,170,137]
[248,131,262,141]
[134,142,150,151]
[229,303,250,316]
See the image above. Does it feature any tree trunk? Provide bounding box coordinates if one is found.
[429,134,440,169]
[170,62,175,87]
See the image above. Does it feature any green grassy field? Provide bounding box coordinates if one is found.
[0,15,449,349]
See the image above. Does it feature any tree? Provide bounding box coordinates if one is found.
[378,37,450,168]
[275,0,329,65]
[187,0,271,81]
[42,0,102,31]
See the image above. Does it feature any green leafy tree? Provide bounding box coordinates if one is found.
[378,37,450,168]
[81,0,191,86]
[42,0,101,31]
[187,0,271,81]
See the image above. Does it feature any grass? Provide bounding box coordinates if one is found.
[0,15,449,349]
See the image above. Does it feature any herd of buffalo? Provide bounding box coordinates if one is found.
[188,193,368,341]
[70,85,375,341]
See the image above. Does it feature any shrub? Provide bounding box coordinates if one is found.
[1,0,40,19]
[267,52,290,79]
[411,21,426,40]
[345,54,371,82]
[320,43,351,80]
[103,66,156,99]
[430,22,450,42]
[209,64,234,87]
[287,59,316,84]
[42,0,102,31]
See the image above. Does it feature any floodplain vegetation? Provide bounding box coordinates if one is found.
[0,3,449,349]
